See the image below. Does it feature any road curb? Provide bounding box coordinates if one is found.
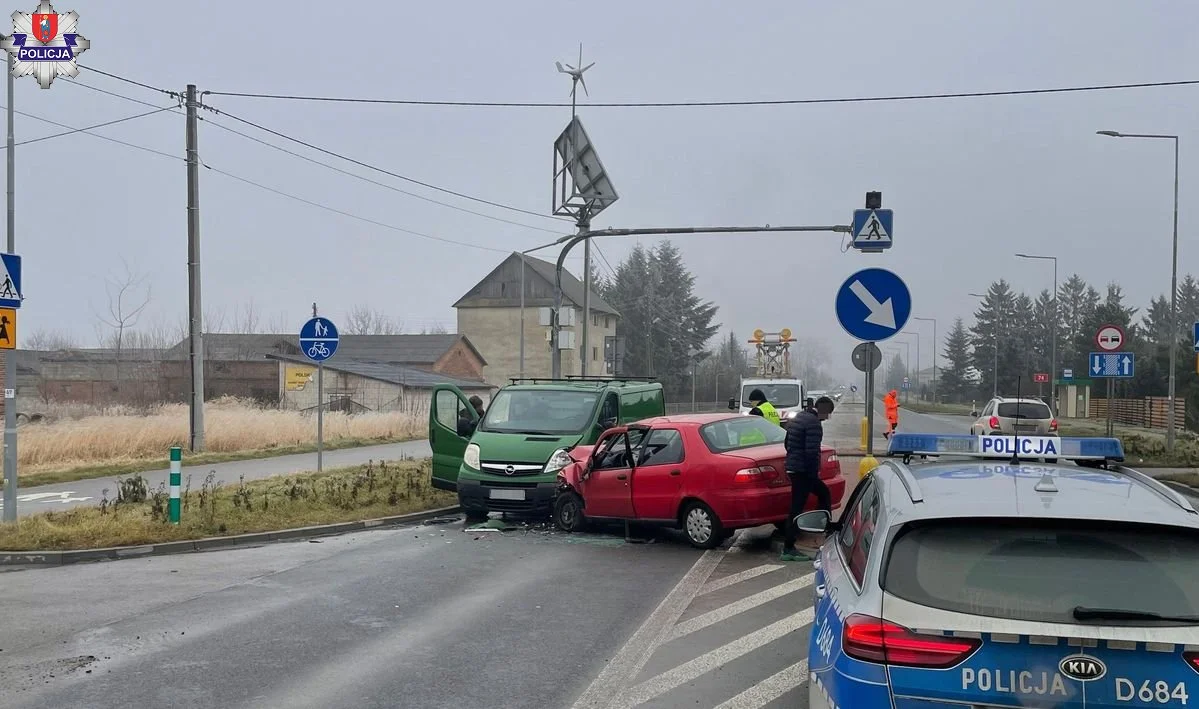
[0,505,462,567]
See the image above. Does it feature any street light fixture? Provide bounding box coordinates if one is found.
[1015,253,1058,416]
[1096,129,1180,451]
[969,292,999,398]
[913,316,937,401]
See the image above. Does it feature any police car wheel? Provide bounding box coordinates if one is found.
[553,492,587,533]
[681,502,724,550]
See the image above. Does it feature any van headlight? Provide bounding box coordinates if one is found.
[463,443,481,470]
[543,448,573,474]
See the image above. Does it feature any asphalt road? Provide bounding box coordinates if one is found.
[3,439,432,518]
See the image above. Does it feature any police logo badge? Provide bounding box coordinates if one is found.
[1,1,90,89]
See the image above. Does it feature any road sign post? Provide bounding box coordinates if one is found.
[851,343,882,450]
[837,267,912,456]
[300,311,340,473]
[0,252,20,523]
[169,446,181,524]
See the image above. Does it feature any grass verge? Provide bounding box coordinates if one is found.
[0,459,454,551]
[1058,419,1199,467]
[901,401,975,416]
[15,434,415,488]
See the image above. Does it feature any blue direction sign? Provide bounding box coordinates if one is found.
[1193,321,1199,353]
[851,209,893,251]
[1089,351,1135,378]
[1063,368,1074,380]
[0,253,22,308]
[835,267,912,342]
[902,377,910,390]
[300,317,339,362]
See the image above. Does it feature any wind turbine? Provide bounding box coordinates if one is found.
[555,43,594,114]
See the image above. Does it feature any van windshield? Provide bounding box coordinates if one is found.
[479,389,601,435]
[742,384,802,408]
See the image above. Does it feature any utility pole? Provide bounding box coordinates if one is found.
[2,53,15,522]
[185,84,205,451]
[552,218,589,379]
[581,236,590,376]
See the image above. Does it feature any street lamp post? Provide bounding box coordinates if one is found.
[1015,253,1058,416]
[901,330,921,400]
[1097,130,1180,450]
[969,293,998,398]
[914,317,937,402]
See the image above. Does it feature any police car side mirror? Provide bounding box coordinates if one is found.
[728,398,738,410]
[793,509,832,533]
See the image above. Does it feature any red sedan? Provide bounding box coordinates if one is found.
[552,413,846,549]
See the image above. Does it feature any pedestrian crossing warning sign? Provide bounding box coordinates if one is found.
[0,307,15,349]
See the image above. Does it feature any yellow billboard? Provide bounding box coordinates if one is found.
[285,364,315,391]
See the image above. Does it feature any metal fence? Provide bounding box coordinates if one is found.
[665,402,728,415]
[1089,396,1186,430]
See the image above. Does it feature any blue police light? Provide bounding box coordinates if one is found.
[886,434,1124,462]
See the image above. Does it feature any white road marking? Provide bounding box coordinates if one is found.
[614,607,816,708]
[669,573,814,641]
[697,563,783,596]
[569,550,724,709]
[0,491,92,508]
[712,659,809,709]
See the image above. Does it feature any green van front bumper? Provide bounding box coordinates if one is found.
[456,467,559,516]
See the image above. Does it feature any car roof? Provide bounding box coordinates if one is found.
[634,413,742,427]
[990,397,1049,405]
[875,459,1199,528]
[502,380,660,392]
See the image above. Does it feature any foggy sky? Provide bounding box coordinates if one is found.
[12,0,1198,382]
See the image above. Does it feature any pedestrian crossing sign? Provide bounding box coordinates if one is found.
[851,209,893,252]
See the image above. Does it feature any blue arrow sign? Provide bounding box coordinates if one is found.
[1193,321,1198,353]
[300,317,340,362]
[835,267,912,342]
[0,253,22,309]
[851,209,893,251]
[1089,351,1135,378]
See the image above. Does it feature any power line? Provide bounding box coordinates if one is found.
[65,75,177,109]
[199,115,564,235]
[200,160,515,254]
[203,78,1199,109]
[8,103,532,254]
[1,106,177,149]
[202,103,570,224]
[76,63,179,99]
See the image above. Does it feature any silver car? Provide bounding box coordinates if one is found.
[970,396,1057,436]
[798,432,1199,708]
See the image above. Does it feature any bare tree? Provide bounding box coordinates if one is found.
[26,329,77,351]
[92,259,152,380]
[344,304,403,335]
[231,300,262,334]
[421,323,450,335]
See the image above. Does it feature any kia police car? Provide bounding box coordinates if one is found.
[796,432,1199,709]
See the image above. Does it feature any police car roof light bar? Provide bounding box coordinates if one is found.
[885,433,1124,463]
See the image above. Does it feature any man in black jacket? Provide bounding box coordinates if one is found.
[781,396,835,562]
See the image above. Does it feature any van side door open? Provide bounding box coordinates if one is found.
[429,384,476,491]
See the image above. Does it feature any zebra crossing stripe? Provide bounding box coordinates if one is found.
[697,563,784,596]
[669,573,814,640]
[613,607,816,708]
[712,659,809,709]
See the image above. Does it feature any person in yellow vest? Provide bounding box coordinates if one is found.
[747,389,783,426]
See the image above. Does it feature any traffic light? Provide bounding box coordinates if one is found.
[865,191,882,209]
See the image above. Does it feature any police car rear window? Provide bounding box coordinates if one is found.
[996,402,1051,419]
[882,519,1199,624]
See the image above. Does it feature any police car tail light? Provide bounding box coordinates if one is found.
[734,465,779,484]
[1182,651,1199,674]
[843,614,981,668]
[988,415,1000,430]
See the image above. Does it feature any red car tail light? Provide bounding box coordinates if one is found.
[1182,651,1199,674]
[988,416,1000,430]
[1050,418,1059,432]
[734,465,779,484]
[843,614,981,668]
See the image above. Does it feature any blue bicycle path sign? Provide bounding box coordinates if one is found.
[300,317,339,362]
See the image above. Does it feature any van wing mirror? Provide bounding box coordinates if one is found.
[970,410,979,418]
[727,398,738,410]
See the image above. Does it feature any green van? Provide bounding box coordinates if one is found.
[429,378,666,518]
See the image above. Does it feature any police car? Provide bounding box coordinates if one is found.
[796,432,1199,709]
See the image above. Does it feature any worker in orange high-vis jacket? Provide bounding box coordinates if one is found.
[883,389,900,439]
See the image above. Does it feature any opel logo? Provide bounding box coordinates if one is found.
[504,465,515,475]
[1058,654,1107,682]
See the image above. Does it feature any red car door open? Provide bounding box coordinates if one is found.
[630,427,687,522]
[581,429,642,518]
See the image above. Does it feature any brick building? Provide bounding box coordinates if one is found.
[454,252,618,386]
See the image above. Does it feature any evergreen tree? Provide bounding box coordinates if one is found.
[1030,289,1054,377]
[940,317,974,403]
[884,352,907,391]
[1058,275,1099,377]
[969,279,1017,396]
